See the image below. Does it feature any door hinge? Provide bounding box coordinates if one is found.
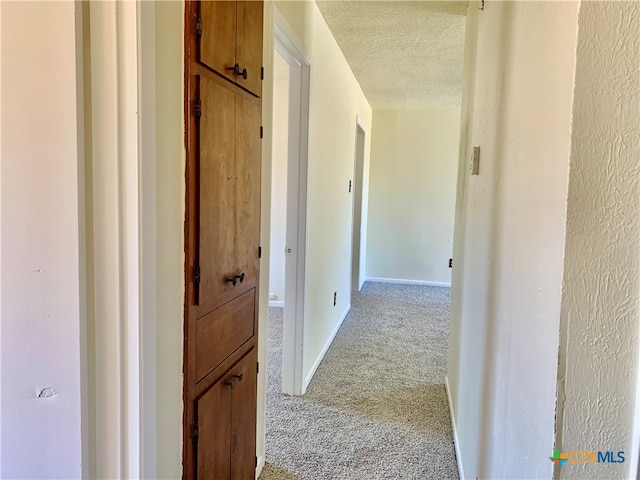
[193,263,201,287]
[260,126,263,139]
[261,66,264,80]
[257,362,259,374]
[255,456,258,468]
[258,246,262,259]
[193,263,201,305]
[195,15,202,38]
[194,96,202,119]
[349,180,352,193]
[191,420,199,445]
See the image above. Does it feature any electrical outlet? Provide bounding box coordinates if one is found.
[333,291,337,306]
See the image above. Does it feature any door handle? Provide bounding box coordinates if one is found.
[227,63,248,80]
[225,272,245,286]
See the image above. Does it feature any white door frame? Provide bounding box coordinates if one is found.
[273,11,310,397]
[350,118,367,292]
[82,1,169,476]
[82,1,144,476]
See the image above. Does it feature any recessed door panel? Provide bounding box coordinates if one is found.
[235,96,261,291]
[236,1,263,96]
[230,349,257,479]
[196,377,232,479]
[198,75,236,311]
[199,0,237,83]
[196,289,255,383]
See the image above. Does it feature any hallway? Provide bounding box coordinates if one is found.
[260,282,459,479]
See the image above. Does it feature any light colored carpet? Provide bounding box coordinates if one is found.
[259,282,459,480]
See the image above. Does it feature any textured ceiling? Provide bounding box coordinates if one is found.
[316,1,468,109]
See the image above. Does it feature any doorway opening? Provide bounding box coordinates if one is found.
[351,122,366,294]
[268,51,289,312]
[268,19,311,397]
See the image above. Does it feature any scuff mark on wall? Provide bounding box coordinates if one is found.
[36,387,57,399]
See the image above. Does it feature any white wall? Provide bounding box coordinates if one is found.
[557,3,640,479]
[0,2,82,477]
[447,1,579,478]
[267,1,373,387]
[154,2,185,478]
[268,52,289,304]
[366,109,460,285]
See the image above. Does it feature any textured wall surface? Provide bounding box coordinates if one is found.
[316,1,466,109]
[447,2,580,478]
[366,109,460,284]
[557,2,640,479]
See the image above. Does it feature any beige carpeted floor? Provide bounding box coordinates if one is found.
[259,281,459,480]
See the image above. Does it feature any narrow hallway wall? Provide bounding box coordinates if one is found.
[266,1,372,387]
[447,1,579,478]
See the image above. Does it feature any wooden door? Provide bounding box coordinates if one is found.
[197,75,236,313]
[230,349,257,479]
[196,375,233,479]
[195,348,257,480]
[199,1,236,83]
[236,1,264,96]
[185,1,263,479]
[234,95,261,293]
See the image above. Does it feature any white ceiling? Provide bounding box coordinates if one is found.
[316,1,468,110]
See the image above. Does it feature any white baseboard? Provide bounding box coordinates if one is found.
[446,376,465,479]
[255,455,265,479]
[302,304,351,393]
[268,300,284,308]
[366,276,451,288]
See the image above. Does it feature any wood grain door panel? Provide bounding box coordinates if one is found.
[230,348,257,479]
[236,1,263,96]
[198,75,237,311]
[196,289,256,383]
[196,376,233,479]
[235,95,261,290]
[199,0,237,83]
[186,2,262,478]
